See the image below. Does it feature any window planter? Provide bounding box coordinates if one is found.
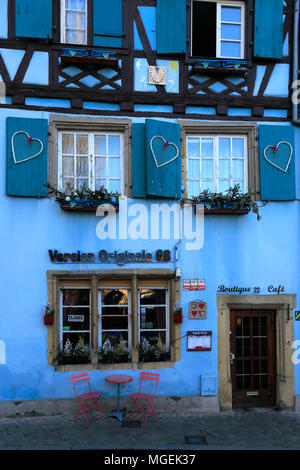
[203,207,250,215]
[174,313,183,323]
[60,48,118,68]
[192,59,248,76]
[59,356,89,365]
[60,199,119,213]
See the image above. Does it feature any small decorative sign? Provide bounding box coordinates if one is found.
[148,66,166,85]
[295,311,300,321]
[187,331,212,351]
[263,141,293,173]
[68,314,84,322]
[189,300,207,319]
[183,279,205,291]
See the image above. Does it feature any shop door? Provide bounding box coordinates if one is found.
[230,310,276,408]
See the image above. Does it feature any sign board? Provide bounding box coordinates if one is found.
[189,300,207,319]
[295,311,300,321]
[187,331,212,351]
[68,315,84,322]
[183,279,205,291]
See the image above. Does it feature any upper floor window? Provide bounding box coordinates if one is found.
[58,131,123,193]
[186,135,248,196]
[192,0,245,59]
[61,0,88,45]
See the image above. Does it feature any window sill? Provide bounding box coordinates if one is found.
[54,361,175,372]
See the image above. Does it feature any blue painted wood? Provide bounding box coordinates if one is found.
[132,123,146,198]
[145,119,181,199]
[156,0,186,54]
[15,0,52,39]
[93,0,123,48]
[6,117,48,197]
[258,125,295,201]
[254,0,283,59]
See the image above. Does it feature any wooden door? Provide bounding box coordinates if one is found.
[230,310,276,408]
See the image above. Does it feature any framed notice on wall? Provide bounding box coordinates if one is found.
[187,331,212,351]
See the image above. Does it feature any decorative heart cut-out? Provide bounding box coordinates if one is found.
[191,310,197,317]
[263,141,293,173]
[150,135,179,168]
[11,131,44,165]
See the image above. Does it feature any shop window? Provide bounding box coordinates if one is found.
[46,271,179,369]
[58,131,123,194]
[48,116,131,198]
[192,1,245,59]
[179,122,260,200]
[61,0,88,45]
[186,135,248,196]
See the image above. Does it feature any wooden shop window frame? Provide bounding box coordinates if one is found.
[46,269,181,372]
[179,121,260,202]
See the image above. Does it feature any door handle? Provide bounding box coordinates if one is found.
[230,352,235,364]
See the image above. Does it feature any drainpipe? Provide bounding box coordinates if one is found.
[292,0,300,125]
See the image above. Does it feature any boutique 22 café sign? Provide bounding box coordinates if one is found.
[48,249,171,265]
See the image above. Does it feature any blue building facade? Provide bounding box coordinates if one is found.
[0,0,299,414]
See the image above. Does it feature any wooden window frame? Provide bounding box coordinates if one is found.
[191,0,246,59]
[179,121,260,201]
[60,0,88,46]
[48,115,132,198]
[46,269,180,371]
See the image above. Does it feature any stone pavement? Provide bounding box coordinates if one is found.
[0,408,300,451]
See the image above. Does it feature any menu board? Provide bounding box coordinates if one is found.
[187,331,212,351]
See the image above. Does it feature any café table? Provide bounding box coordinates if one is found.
[105,374,133,421]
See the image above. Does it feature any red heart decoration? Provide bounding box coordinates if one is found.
[199,304,204,309]
[192,311,197,317]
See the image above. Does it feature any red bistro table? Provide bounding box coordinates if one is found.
[105,374,133,421]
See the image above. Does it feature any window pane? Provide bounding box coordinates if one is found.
[201,180,214,192]
[108,135,121,156]
[140,289,166,305]
[65,30,86,44]
[221,6,241,23]
[140,331,166,348]
[232,138,244,157]
[140,307,166,329]
[94,135,106,155]
[201,138,213,158]
[63,307,90,330]
[102,332,128,349]
[62,156,74,176]
[188,180,200,197]
[233,180,244,192]
[66,11,86,29]
[219,138,230,157]
[219,180,231,193]
[95,157,106,177]
[187,138,200,157]
[62,177,74,192]
[108,158,121,178]
[232,159,244,179]
[76,178,88,190]
[102,312,128,330]
[62,332,90,354]
[76,156,88,177]
[95,179,107,190]
[62,134,74,154]
[101,289,128,306]
[108,180,121,193]
[221,41,241,58]
[188,159,200,178]
[66,0,86,10]
[202,159,213,178]
[76,134,88,155]
[219,159,231,179]
[221,23,241,41]
[63,289,90,305]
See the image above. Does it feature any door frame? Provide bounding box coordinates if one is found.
[217,294,296,411]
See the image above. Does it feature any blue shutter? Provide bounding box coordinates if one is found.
[254,0,283,60]
[93,0,123,48]
[145,119,181,199]
[258,125,295,201]
[156,0,186,54]
[132,123,146,198]
[15,0,52,39]
[6,117,48,197]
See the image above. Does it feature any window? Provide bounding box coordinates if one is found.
[46,270,179,369]
[179,122,260,200]
[61,0,88,45]
[192,1,245,59]
[58,131,123,193]
[186,135,248,196]
[48,116,131,197]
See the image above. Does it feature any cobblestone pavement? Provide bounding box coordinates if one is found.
[0,408,300,450]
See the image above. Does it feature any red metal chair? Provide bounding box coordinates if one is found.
[71,372,104,424]
[129,372,160,424]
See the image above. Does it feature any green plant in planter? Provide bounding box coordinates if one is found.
[98,337,129,364]
[46,183,119,205]
[138,337,169,363]
[181,184,262,221]
[44,303,55,324]
[74,335,89,359]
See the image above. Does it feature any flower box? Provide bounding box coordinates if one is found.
[44,315,54,325]
[60,199,119,213]
[174,313,183,323]
[60,48,118,68]
[60,356,89,365]
[203,207,250,215]
[192,59,248,76]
